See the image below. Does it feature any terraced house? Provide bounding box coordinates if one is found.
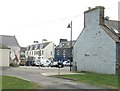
[55,39,75,62]
[25,40,55,63]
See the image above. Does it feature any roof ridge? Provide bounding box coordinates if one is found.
[0,35,15,37]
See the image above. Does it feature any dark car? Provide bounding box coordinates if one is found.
[25,60,35,66]
[50,61,64,68]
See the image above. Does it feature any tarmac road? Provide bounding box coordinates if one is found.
[1,66,105,89]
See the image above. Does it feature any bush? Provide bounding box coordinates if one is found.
[10,62,19,67]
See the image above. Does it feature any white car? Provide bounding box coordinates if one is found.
[40,59,51,67]
[50,61,58,67]
[63,61,70,66]
[34,60,41,66]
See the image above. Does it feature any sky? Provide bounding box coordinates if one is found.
[0,0,119,47]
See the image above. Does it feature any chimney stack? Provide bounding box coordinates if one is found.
[84,6,105,27]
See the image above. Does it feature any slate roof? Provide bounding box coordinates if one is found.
[103,20,120,42]
[0,44,10,49]
[56,41,75,49]
[42,42,50,49]
[105,20,120,33]
[0,35,20,47]
[28,42,50,50]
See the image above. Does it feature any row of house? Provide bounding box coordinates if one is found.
[0,35,74,67]
[25,39,75,63]
[25,40,55,62]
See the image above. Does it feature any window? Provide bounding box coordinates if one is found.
[42,50,44,55]
[32,51,33,55]
[57,50,59,55]
[51,51,52,56]
[39,51,41,56]
[63,49,65,54]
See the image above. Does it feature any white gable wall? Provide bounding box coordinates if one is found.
[73,25,116,74]
[43,42,55,60]
[73,7,116,74]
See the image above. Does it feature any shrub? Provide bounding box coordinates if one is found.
[10,62,19,67]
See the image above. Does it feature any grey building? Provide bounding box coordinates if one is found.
[55,39,75,62]
[73,6,120,74]
[0,35,21,64]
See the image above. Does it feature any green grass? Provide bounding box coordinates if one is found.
[58,72,118,89]
[0,76,2,90]
[1,76,41,89]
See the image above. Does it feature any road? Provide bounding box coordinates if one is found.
[1,66,105,89]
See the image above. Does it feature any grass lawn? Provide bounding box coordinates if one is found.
[0,76,2,90]
[1,76,41,89]
[58,72,118,89]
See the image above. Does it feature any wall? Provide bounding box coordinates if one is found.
[73,7,116,74]
[44,42,55,60]
[0,49,10,67]
[73,25,116,74]
[9,46,20,64]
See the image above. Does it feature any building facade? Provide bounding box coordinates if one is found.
[55,39,75,62]
[73,6,120,74]
[25,40,55,62]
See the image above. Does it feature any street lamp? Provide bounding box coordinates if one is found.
[39,44,41,69]
[67,21,72,71]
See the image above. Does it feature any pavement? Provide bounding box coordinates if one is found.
[1,66,108,89]
[19,66,81,76]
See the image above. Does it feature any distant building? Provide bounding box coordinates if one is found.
[20,47,27,60]
[55,39,75,62]
[25,40,55,62]
[73,6,120,74]
[0,35,21,64]
[0,44,10,67]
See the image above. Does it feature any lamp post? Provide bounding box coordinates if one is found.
[67,21,72,71]
[39,44,41,69]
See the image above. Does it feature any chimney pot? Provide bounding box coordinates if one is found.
[88,7,91,10]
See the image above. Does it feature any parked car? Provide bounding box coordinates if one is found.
[50,61,58,67]
[50,61,64,68]
[34,60,41,67]
[40,59,51,67]
[63,60,71,66]
[25,60,35,66]
[19,59,26,66]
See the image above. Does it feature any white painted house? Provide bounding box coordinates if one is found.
[73,6,120,74]
[25,40,55,63]
[0,44,10,67]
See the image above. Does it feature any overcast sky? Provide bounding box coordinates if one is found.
[0,0,119,47]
